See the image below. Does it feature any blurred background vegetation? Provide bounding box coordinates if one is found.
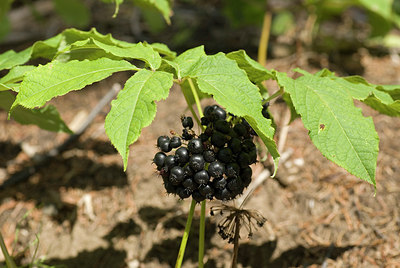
[1,0,399,74]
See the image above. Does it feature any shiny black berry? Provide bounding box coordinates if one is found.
[177,187,191,199]
[189,154,205,172]
[153,152,166,167]
[164,155,177,169]
[181,116,194,128]
[215,188,231,201]
[182,178,197,191]
[175,147,189,164]
[159,141,171,153]
[188,138,203,154]
[157,136,170,147]
[170,166,184,185]
[208,161,225,177]
[199,184,214,199]
[192,191,206,202]
[170,136,182,148]
[194,170,210,184]
[213,106,227,120]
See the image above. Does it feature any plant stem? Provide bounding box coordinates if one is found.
[187,78,207,267]
[0,232,17,268]
[181,82,202,126]
[188,78,204,119]
[198,200,206,268]
[175,199,196,268]
[257,10,272,67]
[231,217,241,268]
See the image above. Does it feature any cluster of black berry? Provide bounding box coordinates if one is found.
[153,105,259,202]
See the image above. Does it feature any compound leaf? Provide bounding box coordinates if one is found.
[0,91,72,133]
[105,69,173,169]
[275,71,379,186]
[186,53,279,169]
[13,58,137,109]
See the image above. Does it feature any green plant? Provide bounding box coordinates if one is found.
[1,26,399,266]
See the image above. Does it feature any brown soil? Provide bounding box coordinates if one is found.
[1,50,400,268]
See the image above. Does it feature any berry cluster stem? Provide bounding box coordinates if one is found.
[0,232,17,268]
[187,77,207,267]
[175,199,196,268]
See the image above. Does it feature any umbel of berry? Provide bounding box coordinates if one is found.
[152,104,259,202]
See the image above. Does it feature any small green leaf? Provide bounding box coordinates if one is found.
[227,50,275,83]
[144,42,176,59]
[0,34,62,70]
[0,65,35,84]
[13,58,137,109]
[0,91,72,133]
[54,0,90,27]
[275,71,379,186]
[173,46,206,79]
[91,39,162,69]
[105,69,173,169]
[186,53,279,166]
[133,0,172,24]
[376,84,400,100]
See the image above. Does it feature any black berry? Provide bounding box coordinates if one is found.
[194,170,210,184]
[181,116,194,128]
[157,136,170,147]
[189,154,205,172]
[188,138,203,154]
[203,150,216,163]
[208,161,225,177]
[170,136,182,148]
[153,152,166,167]
[170,166,184,185]
[175,147,190,164]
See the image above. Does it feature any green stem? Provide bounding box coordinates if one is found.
[175,199,196,268]
[187,78,207,267]
[181,83,201,126]
[198,200,206,268]
[0,232,17,268]
[188,78,204,119]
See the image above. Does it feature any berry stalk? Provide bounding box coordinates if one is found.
[175,199,196,268]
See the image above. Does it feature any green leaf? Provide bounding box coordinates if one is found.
[56,34,162,69]
[144,42,176,60]
[133,0,172,24]
[376,84,400,100]
[358,0,392,19]
[0,83,12,91]
[91,39,162,69]
[297,69,400,117]
[105,69,173,169]
[0,91,72,133]
[173,46,206,79]
[227,50,275,83]
[275,71,379,186]
[0,65,36,84]
[55,38,123,61]
[61,28,132,47]
[54,0,90,27]
[0,34,62,70]
[282,92,300,123]
[186,53,279,168]
[13,58,137,109]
